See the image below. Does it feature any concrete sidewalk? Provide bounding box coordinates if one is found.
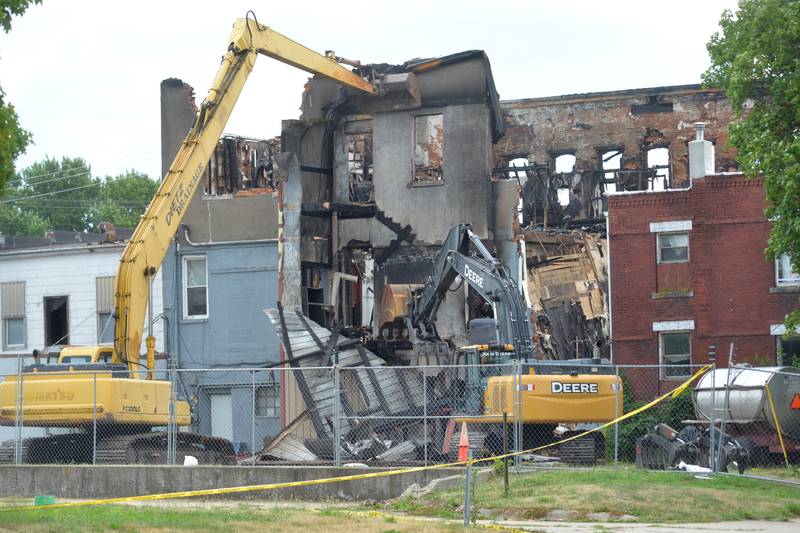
[480,518,800,532]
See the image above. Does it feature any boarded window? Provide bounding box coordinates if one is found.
[347,132,373,202]
[96,276,115,344]
[413,114,444,184]
[1,282,25,350]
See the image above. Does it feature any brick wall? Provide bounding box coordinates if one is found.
[608,174,799,396]
[496,85,736,188]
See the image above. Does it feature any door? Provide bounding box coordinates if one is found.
[209,393,233,442]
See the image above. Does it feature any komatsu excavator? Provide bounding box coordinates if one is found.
[0,15,415,464]
[390,224,622,463]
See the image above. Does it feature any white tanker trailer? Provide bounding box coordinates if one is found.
[693,366,800,460]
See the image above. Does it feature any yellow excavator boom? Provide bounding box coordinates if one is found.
[114,17,378,373]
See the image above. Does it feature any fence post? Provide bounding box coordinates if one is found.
[14,356,23,465]
[333,364,341,467]
[614,365,620,464]
[168,364,176,465]
[503,411,509,498]
[423,366,428,466]
[92,371,97,465]
[251,370,257,466]
[463,450,473,527]
[513,360,521,467]
[709,363,716,472]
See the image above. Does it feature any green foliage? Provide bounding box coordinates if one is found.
[704,0,800,324]
[0,88,32,195]
[0,0,40,195]
[92,170,157,229]
[0,0,41,33]
[1,157,157,235]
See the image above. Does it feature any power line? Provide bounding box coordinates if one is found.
[7,155,159,189]
[8,149,160,185]
[0,182,103,205]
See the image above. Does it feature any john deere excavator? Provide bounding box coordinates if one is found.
[0,15,415,464]
[387,224,622,463]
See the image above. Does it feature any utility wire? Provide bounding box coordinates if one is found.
[0,182,103,205]
[8,149,159,185]
[6,156,159,189]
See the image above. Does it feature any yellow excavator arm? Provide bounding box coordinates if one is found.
[113,17,378,373]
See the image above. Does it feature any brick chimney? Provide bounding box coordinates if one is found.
[689,122,715,180]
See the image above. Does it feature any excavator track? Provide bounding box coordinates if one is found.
[96,432,236,465]
[0,432,235,465]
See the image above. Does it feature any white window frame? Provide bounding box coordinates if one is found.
[3,317,26,350]
[657,232,689,264]
[775,253,800,286]
[182,255,209,320]
[659,331,692,380]
[97,312,115,345]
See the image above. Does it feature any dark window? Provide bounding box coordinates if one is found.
[44,296,69,346]
[660,332,691,379]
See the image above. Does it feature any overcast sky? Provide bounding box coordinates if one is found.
[1,0,739,182]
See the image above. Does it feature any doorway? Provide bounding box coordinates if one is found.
[44,296,69,346]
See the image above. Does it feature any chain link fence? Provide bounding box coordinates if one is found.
[1,361,798,482]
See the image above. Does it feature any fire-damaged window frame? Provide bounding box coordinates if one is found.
[1,281,26,350]
[656,232,689,264]
[412,112,445,186]
[345,125,374,203]
[775,253,800,287]
[658,330,692,380]
[182,255,208,320]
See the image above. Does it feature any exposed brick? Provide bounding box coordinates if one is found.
[608,174,799,397]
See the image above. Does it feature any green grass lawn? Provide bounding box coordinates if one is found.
[0,503,480,533]
[388,465,800,523]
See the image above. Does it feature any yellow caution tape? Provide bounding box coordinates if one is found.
[1,364,712,513]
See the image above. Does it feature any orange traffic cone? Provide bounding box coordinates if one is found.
[457,422,470,462]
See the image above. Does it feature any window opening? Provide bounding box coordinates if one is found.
[255,385,279,417]
[413,114,444,184]
[554,154,576,207]
[44,296,69,346]
[647,147,670,191]
[657,232,689,263]
[660,332,691,379]
[778,335,800,366]
[776,253,800,286]
[508,157,528,185]
[347,132,373,202]
[96,276,115,344]
[1,281,25,350]
[183,256,208,319]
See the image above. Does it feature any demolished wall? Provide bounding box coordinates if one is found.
[495,85,736,224]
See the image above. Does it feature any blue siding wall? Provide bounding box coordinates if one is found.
[162,241,282,452]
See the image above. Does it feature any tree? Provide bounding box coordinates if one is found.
[0,0,41,195]
[11,156,96,231]
[704,0,800,325]
[0,0,41,32]
[92,170,157,229]
[0,156,157,235]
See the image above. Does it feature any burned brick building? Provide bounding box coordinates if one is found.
[276,65,740,366]
[494,85,736,226]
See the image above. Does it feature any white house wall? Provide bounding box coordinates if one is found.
[0,246,164,357]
